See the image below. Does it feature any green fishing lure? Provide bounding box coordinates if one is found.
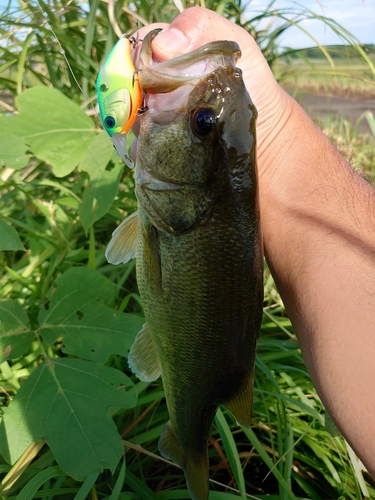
[96,36,142,168]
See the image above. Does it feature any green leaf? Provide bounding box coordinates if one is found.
[39,267,143,362]
[79,132,115,176]
[0,133,29,169]
[78,132,123,233]
[0,87,96,177]
[42,303,143,364]
[0,220,26,251]
[40,267,115,325]
[0,358,137,480]
[0,300,33,362]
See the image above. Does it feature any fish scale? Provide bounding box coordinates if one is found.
[135,104,262,493]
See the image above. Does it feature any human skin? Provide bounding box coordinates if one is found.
[131,7,375,477]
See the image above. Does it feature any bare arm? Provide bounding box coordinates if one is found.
[136,7,375,476]
[263,98,375,476]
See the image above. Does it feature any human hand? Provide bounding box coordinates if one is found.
[130,7,294,182]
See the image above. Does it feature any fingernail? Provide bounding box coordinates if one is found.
[154,27,191,55]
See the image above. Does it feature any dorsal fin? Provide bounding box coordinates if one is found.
[105,210,138,264]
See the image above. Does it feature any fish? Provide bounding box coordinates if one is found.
[96,35,142,169]
[106,29,263,500]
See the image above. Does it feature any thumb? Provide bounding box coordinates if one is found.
[151,6,245,59]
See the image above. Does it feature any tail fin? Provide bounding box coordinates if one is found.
[158,421,209,500]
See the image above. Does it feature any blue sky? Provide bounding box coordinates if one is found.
[247,0,375,48]
[1,1,373,49]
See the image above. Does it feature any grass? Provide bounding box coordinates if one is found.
[275,44,375,97]
[318,113,375,183]
[1,1,375,499]
[275,46,375,182]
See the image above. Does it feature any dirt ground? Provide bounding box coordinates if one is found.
[287,91,375,134]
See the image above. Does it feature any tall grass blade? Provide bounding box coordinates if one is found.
[88,225,96,270]
[302,436,340,483]
[107,0,122,39]
[172,0,184,13]
[16,31,34,95]
[109,457,126,500]
[73,471,100,500]
[85,0,101,58]
[14,467,65,500]
[83,0,101,96]
[215,408,246,500]
[281,417,293,500]
[35,33,59,89]
[346,442,370,499]
[124,470,158,500]
[365,111,375,137]
[241,427,298,500]
[277,15,334,67]
[0,441,46,495]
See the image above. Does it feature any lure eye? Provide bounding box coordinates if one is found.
[105,116,116,129]
[192,108,217,137]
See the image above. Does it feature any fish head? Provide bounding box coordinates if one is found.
[135,33,257,233]
[96,36,143,168]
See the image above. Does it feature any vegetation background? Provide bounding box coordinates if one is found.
[0,1,375,499]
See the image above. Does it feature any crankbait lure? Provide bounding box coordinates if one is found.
[96,35,142,169]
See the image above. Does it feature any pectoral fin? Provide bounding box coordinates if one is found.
[159,421,209,500]
[105,210,138,264]
[225,371,254,428]
[128,323,161,382]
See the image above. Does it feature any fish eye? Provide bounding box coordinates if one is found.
[192,108,217,137]
[105,116,116,129]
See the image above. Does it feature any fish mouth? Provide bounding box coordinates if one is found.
[138,29,241,94]
[137,30,241,125]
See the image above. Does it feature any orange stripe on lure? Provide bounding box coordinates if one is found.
[96,35,142,169]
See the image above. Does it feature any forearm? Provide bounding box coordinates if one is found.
[260,92,375,474]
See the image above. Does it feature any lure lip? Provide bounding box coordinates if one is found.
[111,132,135,169]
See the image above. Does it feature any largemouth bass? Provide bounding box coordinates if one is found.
[106,30,263,500]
